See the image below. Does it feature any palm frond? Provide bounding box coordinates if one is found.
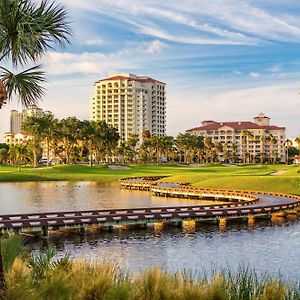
[0,65,45,106]
[0,0,72,66]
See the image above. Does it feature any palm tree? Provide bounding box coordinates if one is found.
[265,134,275,164]
[142,129,151,141]
[58,117,80,164]
[285,139,293,164]
[0,0,71,279]
[22,116,45,167]
[271,136,278,164]
[175,133,195,164]
[9,144,29,168]
[231,142,238,163]
[0,144,9,164]
[150,136,162,164]
[0,4,71,279]
[37,114,58,166]
[204,137,213,163]
[0,0,71,108]
[193,136,204,164]
[259,135,265,164]
[215,142,223,162]
[162,136,175,163]
[241,130,253,163]
[126,134,139,162]
[295,136,300,151]
[78,120,96,165]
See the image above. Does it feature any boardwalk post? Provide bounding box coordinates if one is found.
[219,218,227,231]
[42,226,48,237]
[248,216,255,225]
[80,227,85,235]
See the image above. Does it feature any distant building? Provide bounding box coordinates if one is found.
[90,73,166,141]
[186,113,286,162]
[294,155,300,164]
[4,105,52,158]
[24,105,44,118]
[10,110,24,134]
[4,132,31,145]
[9,105,47,134]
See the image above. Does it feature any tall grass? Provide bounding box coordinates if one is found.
[1,236,299,299]
[1,248,300,300]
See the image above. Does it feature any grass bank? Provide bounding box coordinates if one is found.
[0,164,299,195]
[1,236,299,300]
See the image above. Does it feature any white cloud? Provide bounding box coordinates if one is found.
[61,0,300,45]
[43,40,169,76]
[249,72,261,78]
[233,70,242,75]
[167,82,300,138]
[144,40,169,54]
[85,38,105,46]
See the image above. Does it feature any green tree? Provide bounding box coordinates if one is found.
[22,116,45,167]
[0,144,9,164]
[39,114,58,166]
[58,117,81,164]
[0,0,71,288]
[8,144,29,168]
[0,0,71,108]
[295,136,300,151]
[127,134,139,162]
[204,137,214,163]
[215,142,223,162]
[78,120,96,165]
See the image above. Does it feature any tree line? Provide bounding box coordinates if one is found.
[1,115,299,167]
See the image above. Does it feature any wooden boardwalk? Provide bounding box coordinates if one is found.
[0,176,299,235]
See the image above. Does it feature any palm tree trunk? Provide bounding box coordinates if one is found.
[89,146,93,166]
[33,150,38,167]
[46,138,50,167]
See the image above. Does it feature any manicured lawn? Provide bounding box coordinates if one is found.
[0,164,299,195]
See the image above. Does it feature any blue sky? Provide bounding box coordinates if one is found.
[1,0,300,138]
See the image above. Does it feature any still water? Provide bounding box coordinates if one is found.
[1,181,300,279]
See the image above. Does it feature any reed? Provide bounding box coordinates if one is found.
[1,237,299,299]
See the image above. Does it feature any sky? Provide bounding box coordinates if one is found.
[1,0,300,139]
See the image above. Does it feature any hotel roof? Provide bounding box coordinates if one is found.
[95,74,165,84]
[186,121,285,132]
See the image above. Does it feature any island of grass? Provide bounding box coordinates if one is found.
[0,164,299,195]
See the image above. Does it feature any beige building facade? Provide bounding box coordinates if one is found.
[90,73,166,141]
[4,132,31,145]
[187,113,286,162]
[4,106,53,160]
[9,105,46,134]
[10,110,24,134]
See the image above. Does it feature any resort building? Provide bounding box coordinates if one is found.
[4,132,31,145]
[4,105,52,147]
[186,113,286,163]
[9,105,47,134]
[294,155,300,164]
[90,73,166,141]
[10,110,24,134]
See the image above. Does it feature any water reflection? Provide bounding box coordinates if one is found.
[0,181,215,215]
[1,182,300,280]
[22,218,300,280]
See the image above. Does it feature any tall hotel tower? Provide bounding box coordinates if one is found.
[90,73,166,141]
[10,105,44,134]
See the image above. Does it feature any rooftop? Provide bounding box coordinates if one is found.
[95,73,165,84]
[187,121,285,132]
